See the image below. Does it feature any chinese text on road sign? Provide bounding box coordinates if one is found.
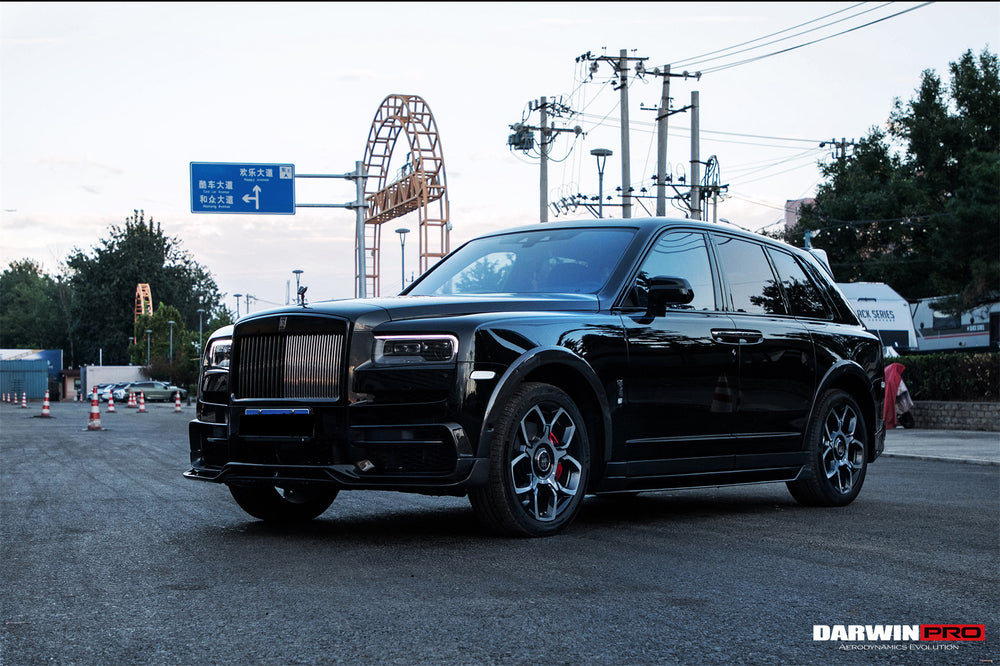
[190,162,295,214]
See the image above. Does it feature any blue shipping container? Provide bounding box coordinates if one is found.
[0,360,50,400]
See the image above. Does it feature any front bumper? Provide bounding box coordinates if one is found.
[185,412,488,493]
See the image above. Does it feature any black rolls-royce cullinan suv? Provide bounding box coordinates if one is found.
[186,218,885,537]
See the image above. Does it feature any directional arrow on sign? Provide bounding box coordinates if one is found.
[242,185,261,210]
[191,163,294,215]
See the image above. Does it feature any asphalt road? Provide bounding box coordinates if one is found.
[1,401,997,665]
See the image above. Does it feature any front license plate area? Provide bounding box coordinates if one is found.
[240,409,314,438]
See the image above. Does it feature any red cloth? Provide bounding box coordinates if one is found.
[884,363,906,429]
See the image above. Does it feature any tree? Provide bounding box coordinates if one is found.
[790,130,934,295]
[895,49,1000,311]
[133,304,198,387]
[0,259,65,350]
[64,210,223,365]
[785,48,999,312]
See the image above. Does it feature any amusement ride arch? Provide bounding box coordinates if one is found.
[360,94,450,296]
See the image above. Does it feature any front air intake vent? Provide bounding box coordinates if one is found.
[235,333,343,400]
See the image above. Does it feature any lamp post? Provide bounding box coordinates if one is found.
[197,308,205,352]
[591,148,612,218]
[168,320,175,365]
[292,269,304,306]
[395,228,409,290]
[145,329,152,366]
[233,294,242,318]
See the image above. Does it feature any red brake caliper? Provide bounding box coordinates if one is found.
[549,432,563,479]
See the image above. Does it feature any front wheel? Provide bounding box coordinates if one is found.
[228,484,338,523]
[787,389,868,507]
[470,382,590,537]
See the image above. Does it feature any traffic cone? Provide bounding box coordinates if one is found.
[174,391,182,413]
[107,393,116,413]
[711,373,735,414]
[87,390,102,430]
[127,392,136,409]
[138,392,147,413]
[40,390,52,417]
[21,392,27,408]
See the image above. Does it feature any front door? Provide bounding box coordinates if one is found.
[618,230,738,473]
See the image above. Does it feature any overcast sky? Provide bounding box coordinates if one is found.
[2,2,997,314]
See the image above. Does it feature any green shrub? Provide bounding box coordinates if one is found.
[894,352,999,402]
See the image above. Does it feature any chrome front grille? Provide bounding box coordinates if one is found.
[235,333,343,399]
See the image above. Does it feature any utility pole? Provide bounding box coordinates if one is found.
[508,98,580,223]
[645,65,701,216]
[577,49,648,219]
[656,65,670,217]
[689,91,701,221]
[539,96,549,223]
[618,49,633,219]
[821,137,856,163]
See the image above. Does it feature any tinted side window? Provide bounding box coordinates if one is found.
[767,250,832,319]
[713,235,785,315]
[625,231,716,311]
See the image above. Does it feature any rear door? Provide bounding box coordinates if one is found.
[710,234,817,468]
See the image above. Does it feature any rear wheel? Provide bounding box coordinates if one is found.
[228,484,337,523]
[470,382,590,537]
[787,389,868,506]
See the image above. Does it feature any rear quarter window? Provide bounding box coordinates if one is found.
[712,235,786,315]
[767,249,833,320]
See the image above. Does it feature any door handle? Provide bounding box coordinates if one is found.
[711,329,763,345]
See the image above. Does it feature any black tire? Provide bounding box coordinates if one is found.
[228,484,337,523]
[787,389,868,507]
[470,382,590,537]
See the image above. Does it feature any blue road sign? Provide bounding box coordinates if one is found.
[190,162,295,214]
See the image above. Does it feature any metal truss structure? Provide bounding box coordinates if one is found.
[361,94,450,296]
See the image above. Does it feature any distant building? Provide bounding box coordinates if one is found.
[785,198,815,230]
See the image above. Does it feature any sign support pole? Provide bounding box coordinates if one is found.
[293,162,368,298]
[192,160,369,298]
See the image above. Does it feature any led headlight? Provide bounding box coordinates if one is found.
[203,337,232,370]
[374,335,458,365]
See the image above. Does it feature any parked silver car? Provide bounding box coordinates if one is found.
[120,380,187,402]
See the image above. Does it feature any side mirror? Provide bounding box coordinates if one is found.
[646,276,694,318]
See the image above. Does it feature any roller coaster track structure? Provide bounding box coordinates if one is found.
[361,94,450,296]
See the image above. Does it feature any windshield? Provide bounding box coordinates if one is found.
[408,227,636,296]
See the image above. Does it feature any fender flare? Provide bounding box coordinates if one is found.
[808,359,882,457]
[479,346,613,462]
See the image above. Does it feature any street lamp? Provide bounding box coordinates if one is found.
[395,228,409,290]
[145,329,152,366]
[292,269,304,306]
[591,148,613,219]
[168,320,175,365]
[233,294,242,318]
[197,308,205,352]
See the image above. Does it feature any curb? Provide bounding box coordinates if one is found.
[881,452,998,467]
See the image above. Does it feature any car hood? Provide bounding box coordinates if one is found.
[241,293,604,324]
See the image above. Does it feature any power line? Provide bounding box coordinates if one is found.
[673,2,894,70]
[574,110,827,147]
[669,2,871,68]
[697,3,935,75]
